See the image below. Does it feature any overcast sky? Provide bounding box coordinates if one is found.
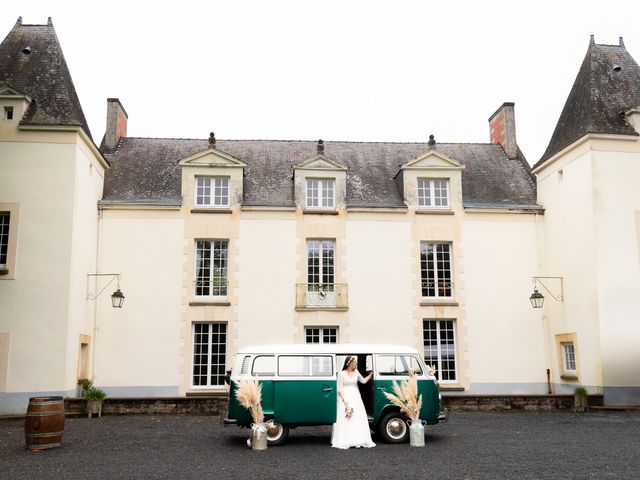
[3,1,640,164]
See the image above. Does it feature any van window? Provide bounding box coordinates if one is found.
[377,355,423,376]
[252,355,276,376]
[240,356,251,375]
[278,355,334,377]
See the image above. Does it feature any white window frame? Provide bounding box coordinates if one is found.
[306,178,335,209]
[417,178,449,208]
[306,239,336,307]
[307,239,335,288]
[195,176,230,207]
[0,204,19,278]
[561,342,577,374]
[305,326,339,344]
[191,322,227,388]
[0,212,9,269]
[423,319,457,383]
[194,240,229,298]
[420,242,453,299]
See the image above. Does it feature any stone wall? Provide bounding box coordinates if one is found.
[64,394,229,417]
[441,394,603,411]
[60,393,603,417]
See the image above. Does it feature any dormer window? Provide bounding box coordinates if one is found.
[306,178,335,209]
[418,178,449,208]
[195,176,229,207]
[4,107,13,120]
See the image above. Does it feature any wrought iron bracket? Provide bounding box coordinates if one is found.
[532,276,563,302]
[87,273,121,300]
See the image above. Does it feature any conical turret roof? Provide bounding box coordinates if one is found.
[536,37,640,167]
[0,17,92,139]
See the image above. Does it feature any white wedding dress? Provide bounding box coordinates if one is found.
[331,370,376,449]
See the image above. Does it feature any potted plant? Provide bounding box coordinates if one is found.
[574,386,588,413]
[234,377,267,450]
[382,370,425,447]
[80,379,107,418]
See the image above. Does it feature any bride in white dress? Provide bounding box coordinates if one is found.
[331,355,376,449]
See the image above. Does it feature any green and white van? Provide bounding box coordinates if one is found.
[224,344,446,445]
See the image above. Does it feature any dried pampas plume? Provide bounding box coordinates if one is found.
[383,371,423,421]
[235,377,264,424]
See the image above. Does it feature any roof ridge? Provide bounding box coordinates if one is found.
[120,137,496,146]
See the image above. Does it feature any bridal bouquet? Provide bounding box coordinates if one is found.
[345,406,354,419]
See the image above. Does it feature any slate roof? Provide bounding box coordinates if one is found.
[102,138,538,209]
[537,37,640,167]
[0,18,92,139]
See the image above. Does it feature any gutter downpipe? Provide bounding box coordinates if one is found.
[535,211,553,395]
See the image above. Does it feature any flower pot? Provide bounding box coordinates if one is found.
[407,419,426,447]
[574,393,588,413]
[250,423,268,451]
[86,399,103,418]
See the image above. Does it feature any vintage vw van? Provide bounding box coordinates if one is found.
[224,344,445,445]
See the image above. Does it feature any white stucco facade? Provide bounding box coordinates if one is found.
[0,126,106,413]
[2,22,640,414]
[533,136,640,404]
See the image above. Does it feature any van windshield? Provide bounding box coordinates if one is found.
[377,355,423,376]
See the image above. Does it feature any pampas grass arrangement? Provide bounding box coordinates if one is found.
[235,377,265,424]
[383,371,423,421]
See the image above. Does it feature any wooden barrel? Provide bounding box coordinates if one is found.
[25,396,65,451]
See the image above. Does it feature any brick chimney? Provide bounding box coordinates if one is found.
[489,102,518,159]
[104,98,128,150]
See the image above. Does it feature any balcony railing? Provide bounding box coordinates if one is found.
[296,283,348,309]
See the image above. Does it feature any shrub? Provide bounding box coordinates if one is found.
[574,386,588,396]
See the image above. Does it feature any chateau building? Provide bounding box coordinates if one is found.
[1,18,639,414]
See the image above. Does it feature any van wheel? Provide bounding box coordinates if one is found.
[379,412,409,443]
[266,421,289,446]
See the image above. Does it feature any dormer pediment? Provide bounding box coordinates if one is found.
[178,148,246,168]
[294,154,348,172]
[400,149,464,171]
[0,83,32,124]
[0,83,30,99]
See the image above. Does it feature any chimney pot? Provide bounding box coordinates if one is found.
[317,139,324,155]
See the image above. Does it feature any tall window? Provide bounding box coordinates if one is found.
[306,179,334,208]
[192,323,227,387]
[195,176,229,207]
[420,242,453,298]
[562,342,576,373]
[305,327,338,344]
[418,178,449,208]
[307,239,335,289]
[195,240,228,297]
[0,212,9,268]
[423,319,457,382]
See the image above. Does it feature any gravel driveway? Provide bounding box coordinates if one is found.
[1,411,638,479]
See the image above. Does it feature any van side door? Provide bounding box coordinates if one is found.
[274,355,337,424]
[373,354,436,423]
